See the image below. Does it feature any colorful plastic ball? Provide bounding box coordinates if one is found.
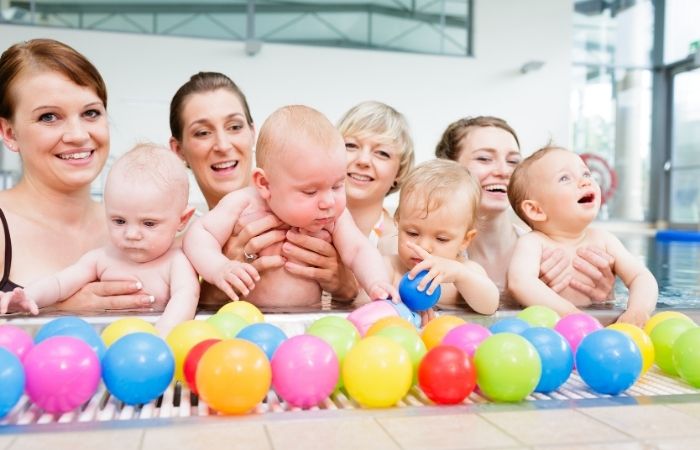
[102,333,174,405]
[517,306,560,328]
[375,326,427,384]
[366,316,416,337]
[474,333,541,402]
[218,301,264,324]
[644,311,694,336]
[672,327,700,387]
[347,301,398,336]
[101,318,157,348]
[196,339,271,414]
[554,313,602,354]
[421,315,466,350]
[607,323,655,374]
[183,339,221,395]
[521,327,573,393]
[419,345,475,405]
[34,316,94,343]
[342,336,412,408]
[387,300,422,328]
[271,335,339,408]
[0,324,33,360]
[441,323,492,358]
[398,271,441,311]
[0,348,24,418]
[206,312,248,339]
[23,336,101,413]
[166,320,224,382]
[236,323,287,360]
[41,323,106,360]
[489,317,530,335]
[575,329,641,395]
[307,324,358,391]
[308,316,359,338]
[650,317,697,375]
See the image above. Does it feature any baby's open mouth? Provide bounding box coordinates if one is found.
[578,193,595,204]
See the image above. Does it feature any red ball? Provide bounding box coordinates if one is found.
[418,345,475,405]
[183,338,220,395]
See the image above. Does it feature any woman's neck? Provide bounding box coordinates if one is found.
[347,199,384,237]
[471,211,518,260]
[10,178,98,226]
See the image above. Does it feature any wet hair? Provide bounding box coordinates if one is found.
[507,145,565,226]
[337,101,415,196]
[395,159,481,230]
[0,38,107,119]
[256,104,343,170]
[169,71,253,141]
[435,116,520,161]
[106,143,189,210]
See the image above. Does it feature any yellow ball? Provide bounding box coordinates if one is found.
[166,320,224,382]
[421,315,466,350]
[644,311,694,336]
[366,316,416,337]
[101,318,157,347]
[607,323,655,374]
[218,301,264,324]
[342,336,412,408]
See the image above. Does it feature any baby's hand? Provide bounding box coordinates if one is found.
[213,260,260,301]
[419,308,436,327]
[368,281,400,303]
[0,288,39,315]
[616,309,650,328]
[406,241,463,295]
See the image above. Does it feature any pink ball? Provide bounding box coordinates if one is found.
[271,335,338,408]
[441,323,492,358]
[0,324,33,361]
[23,336,101,413]
[554,313,602,354]
[347,301,398,336]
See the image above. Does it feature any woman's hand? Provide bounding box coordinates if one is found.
[222,213,287,273]
[55,280,155,312]
[539,248,572,293]
[570,246,615,302]
[281,229,359,300]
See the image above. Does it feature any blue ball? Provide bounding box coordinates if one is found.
[398,271,441,311]
[102,333,174,405]
[383,300,421,328]
[575,329,642,395]
[35,316,93,343]
[236,323,287,360]
[0,348,24,418]
[489,317,530,335]
[521,327,573,393]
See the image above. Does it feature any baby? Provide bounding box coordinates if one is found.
[383,159,499,319]
[0,144,200,335]
[507,145,657,326]
[183,105,397,307]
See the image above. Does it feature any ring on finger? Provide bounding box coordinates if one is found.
[244,250,258,262]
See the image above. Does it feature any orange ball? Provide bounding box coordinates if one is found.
[366,316,416,337]
[421,315,466,350]
[196,339,271,414]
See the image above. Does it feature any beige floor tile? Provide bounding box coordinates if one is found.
[0,436,16,450]
[8,429,142,450]
[580,405,700,439]
[480,409,629,446]
[142,421,270,450]
[664,401,700,419]
[532,443,654,450]
[377,414,519,449]
[266,417,399,450]
[649,436,700,449]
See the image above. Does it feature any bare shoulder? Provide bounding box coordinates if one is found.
[463,258,488,275]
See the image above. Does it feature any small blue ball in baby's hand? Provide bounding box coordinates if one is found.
[399,270,441,311]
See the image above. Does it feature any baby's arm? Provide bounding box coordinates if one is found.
[156,250,201,337]
[602,231,657,327]
[183,191,259,301]
[507,233,581,316]
[332,210,398,301]
[1,250,100,314]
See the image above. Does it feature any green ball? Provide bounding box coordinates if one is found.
[516,305,560,328]
[673,327,700,387]
[206,312,248,339]
[307,324,359,391]
[308,316,359,340]
[474,333,541,402]
[376,326,427,385]
[650,318,697,375]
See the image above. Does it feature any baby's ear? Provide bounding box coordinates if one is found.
[521,199,547,223]
[177,206,196,231]
[461,229,477,252]
[252,168,271,200]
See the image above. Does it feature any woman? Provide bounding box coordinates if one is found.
[168,72,356,305]
[435,116,615,305]
[0,39,150,312]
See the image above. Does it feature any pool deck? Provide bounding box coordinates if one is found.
[3,308,700,449]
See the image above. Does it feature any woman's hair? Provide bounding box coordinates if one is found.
[169,71,253,141]
[337,101,415,196]
[0,38,107,119]
[395,159,481,229]
[435,116,520,161]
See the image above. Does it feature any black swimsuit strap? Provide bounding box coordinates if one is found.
[0,208,12,288]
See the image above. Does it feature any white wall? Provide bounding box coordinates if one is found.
[0,0,572,205]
